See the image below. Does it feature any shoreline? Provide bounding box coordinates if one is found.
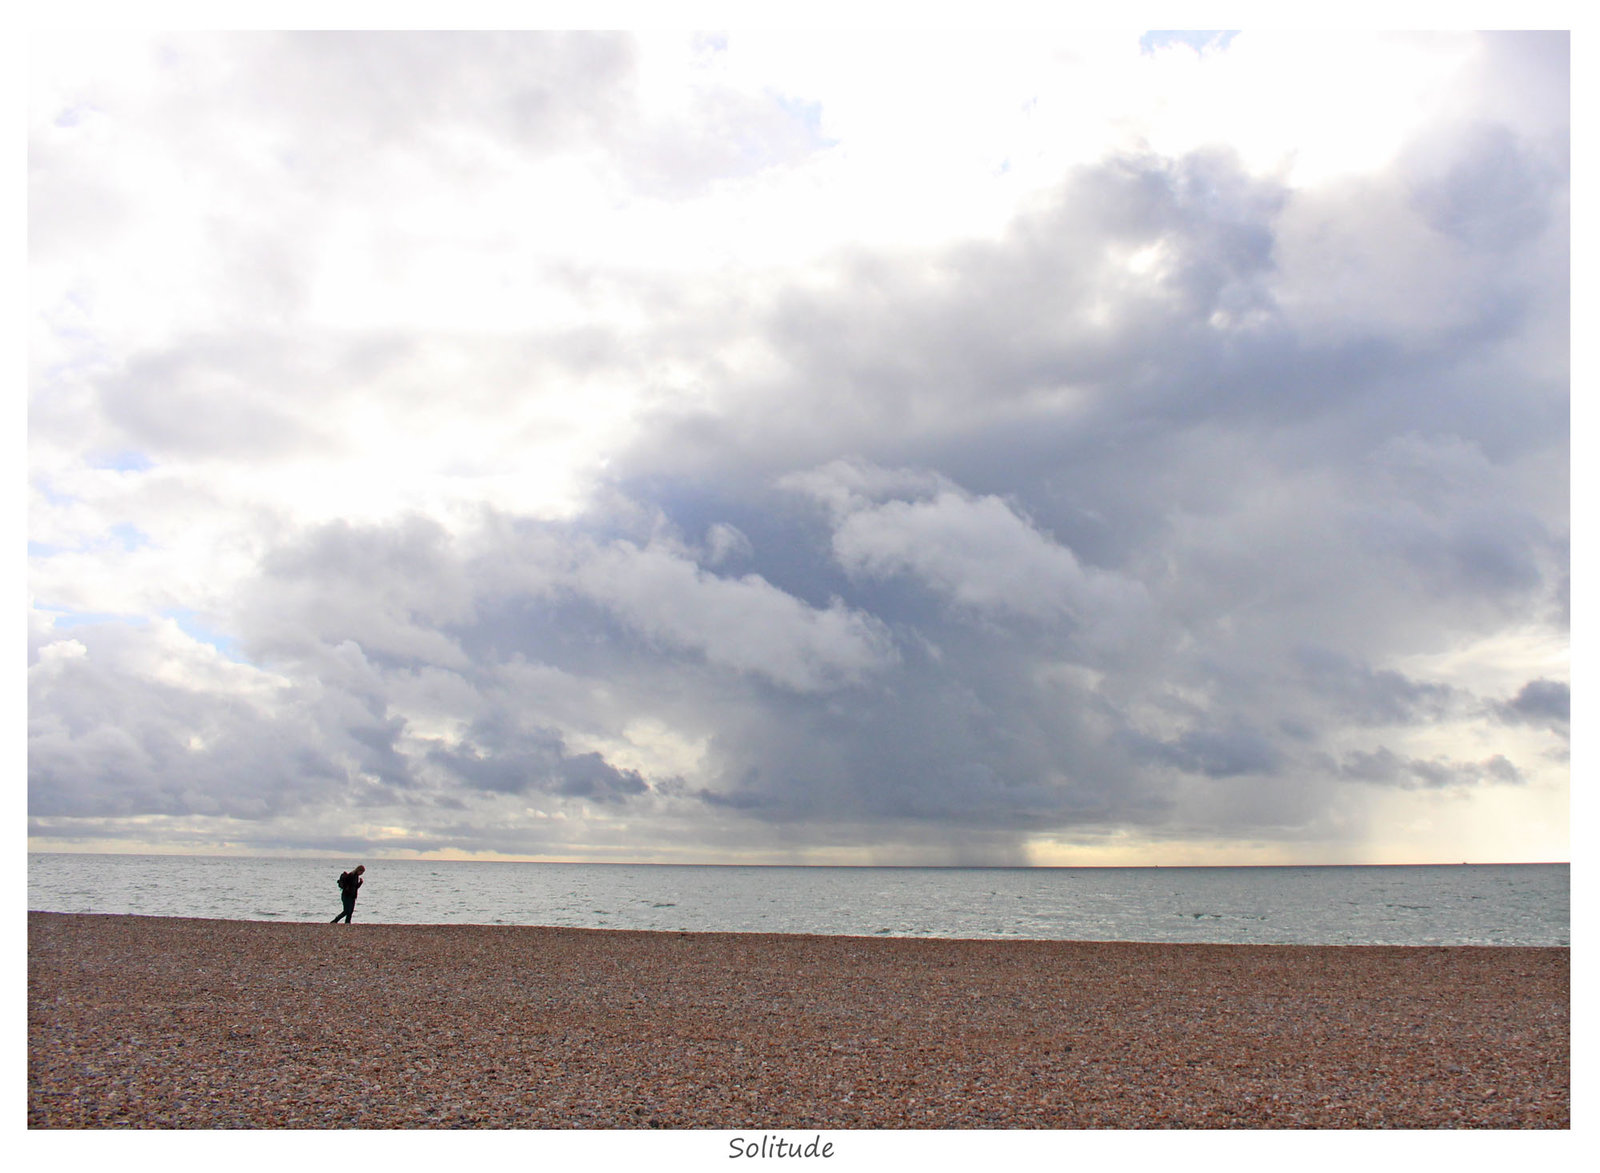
[21,906,1573,948]
[30,912,1569,1129]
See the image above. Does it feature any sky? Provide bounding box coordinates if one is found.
[26,28,1571,866]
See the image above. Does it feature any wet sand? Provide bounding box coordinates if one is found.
[28,911,1568,1129]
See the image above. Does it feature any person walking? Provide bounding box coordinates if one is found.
[331,864,365,923]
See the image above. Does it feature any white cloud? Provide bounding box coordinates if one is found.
[810,473,1141,627]
[573,540,897,692]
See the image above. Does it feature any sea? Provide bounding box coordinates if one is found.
[25,854,1568,947]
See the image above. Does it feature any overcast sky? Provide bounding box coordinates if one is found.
[27,29,1569,865]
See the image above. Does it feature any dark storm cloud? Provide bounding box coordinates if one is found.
[1121,724,1283,779]
[1409,121,1562,251]
[246,507,897,696]
[1337,748,1524,790]
[556,103,1562,847]
[1292,647,1463,726]
[27,619,401,819]
[626,149,1292,480]
[428,715,647,803]
[1495,679,1570,735]
[613,129,1564,621]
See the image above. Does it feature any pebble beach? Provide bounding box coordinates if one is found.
[28,911,1569,1129]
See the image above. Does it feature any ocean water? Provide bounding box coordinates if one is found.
[26,854,1568,946]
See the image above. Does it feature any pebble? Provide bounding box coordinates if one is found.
[28,912,1568,1129]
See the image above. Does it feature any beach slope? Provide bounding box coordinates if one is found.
[29,912,1568,1128]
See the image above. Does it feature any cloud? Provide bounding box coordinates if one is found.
[1292,647,1463,727]
[570,539,898,692]
[1122,724,1283,779]
[28,32,1569,864]
[27,618,396,819]
[243,516,475,669]
[786,460,1147,630]
[1337,748,1525,790]
[428,716,649,803]
[1495,679,1570,735]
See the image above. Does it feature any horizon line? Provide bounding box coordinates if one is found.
[25,849,1570,869]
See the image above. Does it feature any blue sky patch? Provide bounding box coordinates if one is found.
[35,480,78,507]
[1140,30,1239,56]
[90,450,155,472]
[109,523,151,551]
[165,610,247,662]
